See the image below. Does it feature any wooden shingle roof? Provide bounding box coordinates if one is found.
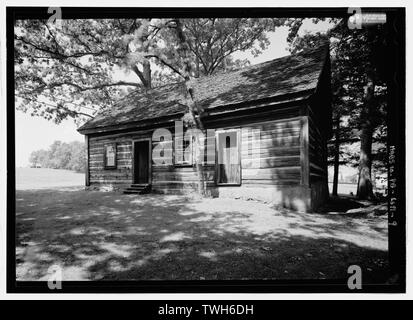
[78,45,329,133]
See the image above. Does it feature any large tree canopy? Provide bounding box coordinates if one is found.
[15,18,299,124]
[15,19,139,122]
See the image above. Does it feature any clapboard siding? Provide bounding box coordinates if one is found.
[308,107,328,184]
[241,145,300,158]
[152,169,215,182]
[239,118,302,186]
[151,164,215,193]
[242,156,301,169]
[204,104,302,129]
[89,135,137,184]
[86,112,303,189]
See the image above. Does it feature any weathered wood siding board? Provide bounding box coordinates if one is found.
[152,161,216,192]
[149,113,304,192]
[86,105,306,190]
[88,132,151,185]
[305,61,331,210]
[242,179,301,186]
[308,105,328,185]
[151,136,174,167]
[152,168,215,181]
[242,156,301,169]
[204,104,302,129]
[306,57,331,186]
[242,167,301,179]
[85,135,90,186]
[89,180,132,184]
[241,145,300,157]
[238,117,303,188]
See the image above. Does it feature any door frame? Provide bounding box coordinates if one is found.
[132,137,152,184]
[215,128,241,186]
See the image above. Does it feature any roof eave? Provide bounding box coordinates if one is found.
[77,90,314,136]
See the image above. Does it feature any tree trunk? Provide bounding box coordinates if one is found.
[174,19,206,196]
[195,55,200,78]
[132,19,152,89]
[142,60,151,89]
[357,71,375,200]
[332,117,340,196]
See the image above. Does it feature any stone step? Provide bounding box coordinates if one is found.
[131,184,149,188]
[123,184,151,195]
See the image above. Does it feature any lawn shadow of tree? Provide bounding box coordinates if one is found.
[15,188,388,283]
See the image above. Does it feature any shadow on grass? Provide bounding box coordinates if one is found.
[15,188,389,282]
[317,196,366,213]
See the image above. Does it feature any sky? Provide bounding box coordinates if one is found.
[15,19,335,167]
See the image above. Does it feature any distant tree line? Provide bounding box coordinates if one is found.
[29,140,86,173]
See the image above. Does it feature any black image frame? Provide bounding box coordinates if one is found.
[6,6,406,293]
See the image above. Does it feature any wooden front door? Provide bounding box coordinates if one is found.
[133,140,150,184]
[217,130,241,185]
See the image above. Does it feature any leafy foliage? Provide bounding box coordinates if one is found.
[15,18,290,124]
[15,19,143,123]
[288,19,388,197]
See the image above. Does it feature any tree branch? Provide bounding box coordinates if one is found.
[27,80,141,94]
[145,54,183,78]
[131,64,149,87]
[16,94,94,118]
[16,36,125,60]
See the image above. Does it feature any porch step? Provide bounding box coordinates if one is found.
[123,184,151,195]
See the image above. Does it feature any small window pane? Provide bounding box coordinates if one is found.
[105,144,116,168]
[183,139,192,164]
[225,136,231,148]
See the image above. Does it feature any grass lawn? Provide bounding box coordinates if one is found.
[16,167,84,190]
[16,186,389,282]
